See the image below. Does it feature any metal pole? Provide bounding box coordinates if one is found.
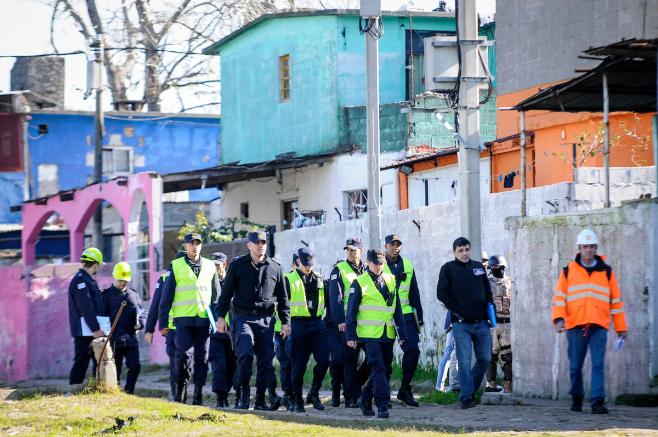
[21,114,31,200]
[520,111,527,217]
[456,0,482,256]
[363,6,382,250]
[653,115,658,197]
[92,39,105,251]
[603,72,610,208]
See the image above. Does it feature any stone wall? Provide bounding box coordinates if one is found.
[11,57,65,108]
[506,199,658,399]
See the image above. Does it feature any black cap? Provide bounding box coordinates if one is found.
[344,236,364,250]
[292,253,299,264]
[366,248,386,265]
[210,252,227,264]
[247,231,267,244]
[184,232,202,243]
[385,234,402,245]
[298,247,316,266]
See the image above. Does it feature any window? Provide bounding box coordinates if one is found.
[345,189,368,220]
[240,202,249,219]
[0,114,22,171]
[279,55,290,101]
[102,146,133,177]
[281,199,298,230]
[37,164,59,197]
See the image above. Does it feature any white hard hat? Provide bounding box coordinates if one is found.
[576,229,599,245]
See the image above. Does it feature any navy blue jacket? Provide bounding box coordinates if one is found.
[345,270,407,343]
[68,269,103,337]
[386,255,424,324]
[328,259,364,325]
[145,274,169,334]
[101,285,146,347]
[159,255,221,330]
[217,254,290,325]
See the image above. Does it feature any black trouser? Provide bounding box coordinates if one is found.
[175,325,209,387]
[486,350,512,382]
[69,336,96,385]
[326,322,344,395]
[271,332,292,394]
[400,314,421,388]
[234,315,275,395]
[361,341,394,410]
[114,344,141,394]
[209,334,236,394]
[165,330,178,397]
[289,318,330,396]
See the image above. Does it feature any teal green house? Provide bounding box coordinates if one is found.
[204,10,496,165]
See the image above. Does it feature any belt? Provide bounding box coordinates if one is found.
[234,307,274,317]
[497,317,511,324]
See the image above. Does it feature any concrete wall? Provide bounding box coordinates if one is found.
[496,0,658,95]
[11,57,65,108]
[0,266,28,381]
[506,199,658,399]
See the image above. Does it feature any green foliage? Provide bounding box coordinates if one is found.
[418,390,459,404]
[177,207,266,243]
[615,393,658,407]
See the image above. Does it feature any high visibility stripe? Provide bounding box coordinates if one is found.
[553,301,566,307]
[357,320,386,326]
[289,302,307,307]
[567,283,610,295]
[400,298,410,305]
[611,298,621,304]
[358,305,395,313]
[566,291,611,303]
[172,299,198,307]
[554,290,567,298]
[175,285,197,292]
[610,309,624,315]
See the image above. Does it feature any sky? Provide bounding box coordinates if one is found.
[0,0,496,114]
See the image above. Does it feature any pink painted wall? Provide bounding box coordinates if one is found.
[0,266,28,382]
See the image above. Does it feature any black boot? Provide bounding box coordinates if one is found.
[216,391,228,408]
[397,386,419,407]
[233,386,241,409]
[306,391,325,411]
[345,397,359,408]
[331,388,341,407]
[269,393,283,411]
[237,385,250,410]
[357,396,375,417]
[294,393,305,413]
[174,382,188,404]
[377,407,389,418]
[591,398,609,414]
[192,386,204,406]
[254,392,268,411]
[571,395,583,412]
[281,391,293,411]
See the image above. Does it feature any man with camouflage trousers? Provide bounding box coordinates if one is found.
[485,255,512,393]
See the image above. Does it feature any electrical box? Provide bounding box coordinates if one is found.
[423,36,490,92]
[87,60,101,91]
[360,0,381,18]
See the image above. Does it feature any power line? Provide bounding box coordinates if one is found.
[0,47,215,59]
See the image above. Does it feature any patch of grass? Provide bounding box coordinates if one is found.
[418,390,459,405]
[391,362,436,383]
[615,393,658,407]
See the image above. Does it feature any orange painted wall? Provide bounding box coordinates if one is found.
[493,85,655,192]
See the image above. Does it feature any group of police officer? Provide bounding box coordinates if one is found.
[68,229,424,419]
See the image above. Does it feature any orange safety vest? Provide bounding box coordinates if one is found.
[551,255,627,331]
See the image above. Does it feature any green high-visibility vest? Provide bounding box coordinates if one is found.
[336,261,360,311]
[274,316,282,333]
[160,271,175,330]
[286,270,325,318]
[383,257,414,315]
[171,257,214,319]
[355,272,397,340]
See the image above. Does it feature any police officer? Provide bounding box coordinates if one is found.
[323,259,343,408]
[68,247,105,387]
[101,262,146,394]
[286,247,330,412]
[145,251,186,400]
[346,249,407,419]
[268,254,297,411]
[216,231,290,411]
[159,233,221,405]
[485,255,513,393]
[328,236,365,408]
[383,234,424,407]
[208,252,237,408]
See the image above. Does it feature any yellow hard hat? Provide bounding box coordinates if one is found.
[80,247,104,264]
[112,261,132,281]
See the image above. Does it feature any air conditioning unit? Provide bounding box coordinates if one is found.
[424,36,490,92]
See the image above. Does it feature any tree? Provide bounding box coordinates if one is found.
[48,0,282,112]
[177,207,267,243]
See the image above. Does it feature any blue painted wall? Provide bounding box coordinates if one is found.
[219,13,458,164]
[0,112,221,223]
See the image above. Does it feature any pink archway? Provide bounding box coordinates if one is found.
[21,172,163,290]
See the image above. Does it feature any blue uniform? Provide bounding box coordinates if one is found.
[68,268,103,384]
[217,254,290,401]
[209,280,236,397]
[346,271,407,411]
[144,274,179,398]
[101,285,146,394]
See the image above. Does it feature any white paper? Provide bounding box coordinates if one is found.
[80,316,111,336]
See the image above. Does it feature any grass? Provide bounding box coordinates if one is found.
[0,391,459,436]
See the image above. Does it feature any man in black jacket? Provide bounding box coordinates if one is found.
[436,237,493,409]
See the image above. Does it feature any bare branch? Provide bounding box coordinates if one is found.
[157,0,193,41]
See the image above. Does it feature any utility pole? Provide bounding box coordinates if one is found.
[91,39,105,252]
[456,0,482,257]
[361,0,382,250]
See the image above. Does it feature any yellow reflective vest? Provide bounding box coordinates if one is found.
[336,261,360,311]
[355,272,397,340]
[383,257,414,315]
[287,270,325,318]
[171,257,214,319]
